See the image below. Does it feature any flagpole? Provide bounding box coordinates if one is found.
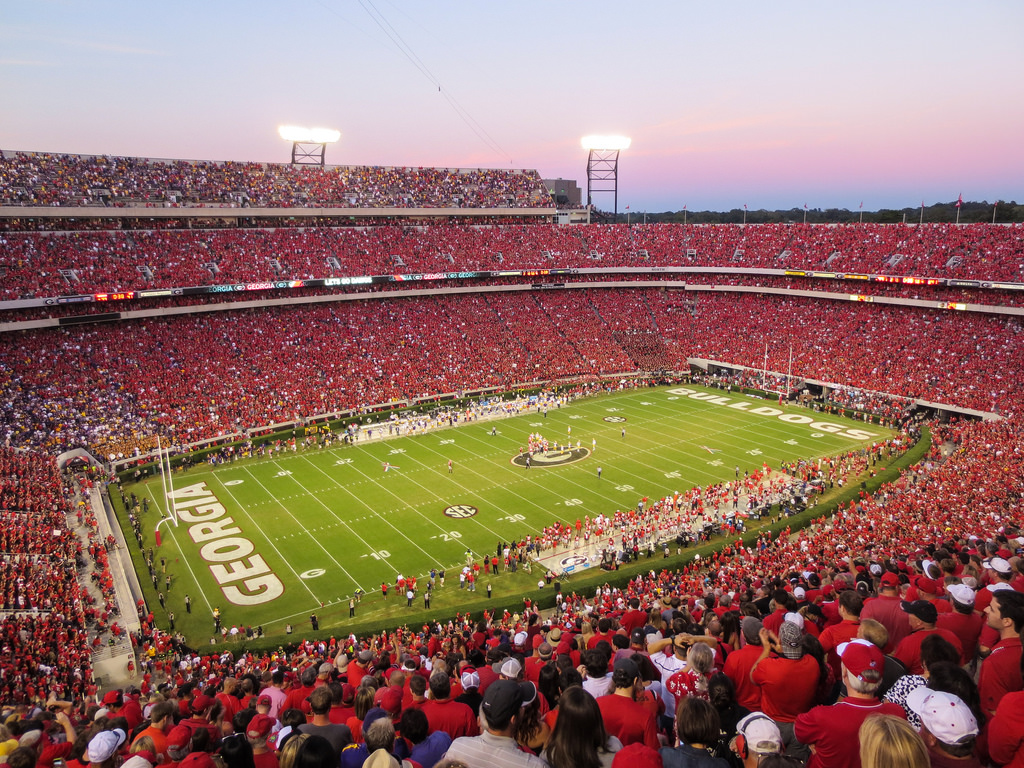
[955,193,962,226]
[787,344,793,395]
[920,201,925,226]
[743,204,747,226]
[164,438,178,526]
[762,342,768,391]
[993,201,998,224]
[157,435,170,520]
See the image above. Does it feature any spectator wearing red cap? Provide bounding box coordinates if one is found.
[978,590,1024,717]
[164,725,192,768]
[891,601,962,676]
[795,640,907,768]
[180,694,220,748]
[245,715,278,768]
[861,572,911,653]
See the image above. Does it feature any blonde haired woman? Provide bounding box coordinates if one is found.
[858,714,928,768]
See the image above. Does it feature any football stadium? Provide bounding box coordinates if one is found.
[0,150,1021,766]
[1,7,1023,759]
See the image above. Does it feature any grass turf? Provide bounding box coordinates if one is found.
[116,384,893,643]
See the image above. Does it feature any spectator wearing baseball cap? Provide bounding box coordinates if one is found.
[723,618,765,711]
[164,725,193,766]
[892,601,962,676]
[596,657,660,751]
[245,715,278,768]
[750,621,819,755]
[442,679,548,768]
[347,650,374,689]
[730,712,781,768]
[905,688,981,767]
[454,668,482,716]
[181,694,220,749]
[87,729,128,768]
[861,571,911,653]
[795,640,907,768]
[937,584,984,666]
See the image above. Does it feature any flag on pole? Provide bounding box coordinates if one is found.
[804,203,808,210]
[744,204,747,211]
[956,193,963,208]
[859,201,863,209]
[625,205,630,210]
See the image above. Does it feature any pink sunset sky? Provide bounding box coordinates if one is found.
[1,0,1021,212]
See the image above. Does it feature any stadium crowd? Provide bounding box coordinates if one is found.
[0,290,1019,456]
[0,222,1022,300]
[2,412,1022,768]
[0,151,551,210]
[3,162,1024,767]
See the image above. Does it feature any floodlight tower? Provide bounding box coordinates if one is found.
[278,126,341,166]
[581,135,631,216]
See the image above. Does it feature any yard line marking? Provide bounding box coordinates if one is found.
[297,456,443,563]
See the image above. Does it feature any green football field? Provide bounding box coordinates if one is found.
[121,384,892,641]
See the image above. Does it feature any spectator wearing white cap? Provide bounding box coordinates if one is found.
[794,640,907,768]
[905,688,982,768]
[936,584,984,667]
[974,557,1015,615]
[730,712,782,768]
[87,729,128,768]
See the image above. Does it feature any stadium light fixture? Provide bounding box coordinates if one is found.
[278,125,341,166]
[581,135,631,217]
[581,135,632,151]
